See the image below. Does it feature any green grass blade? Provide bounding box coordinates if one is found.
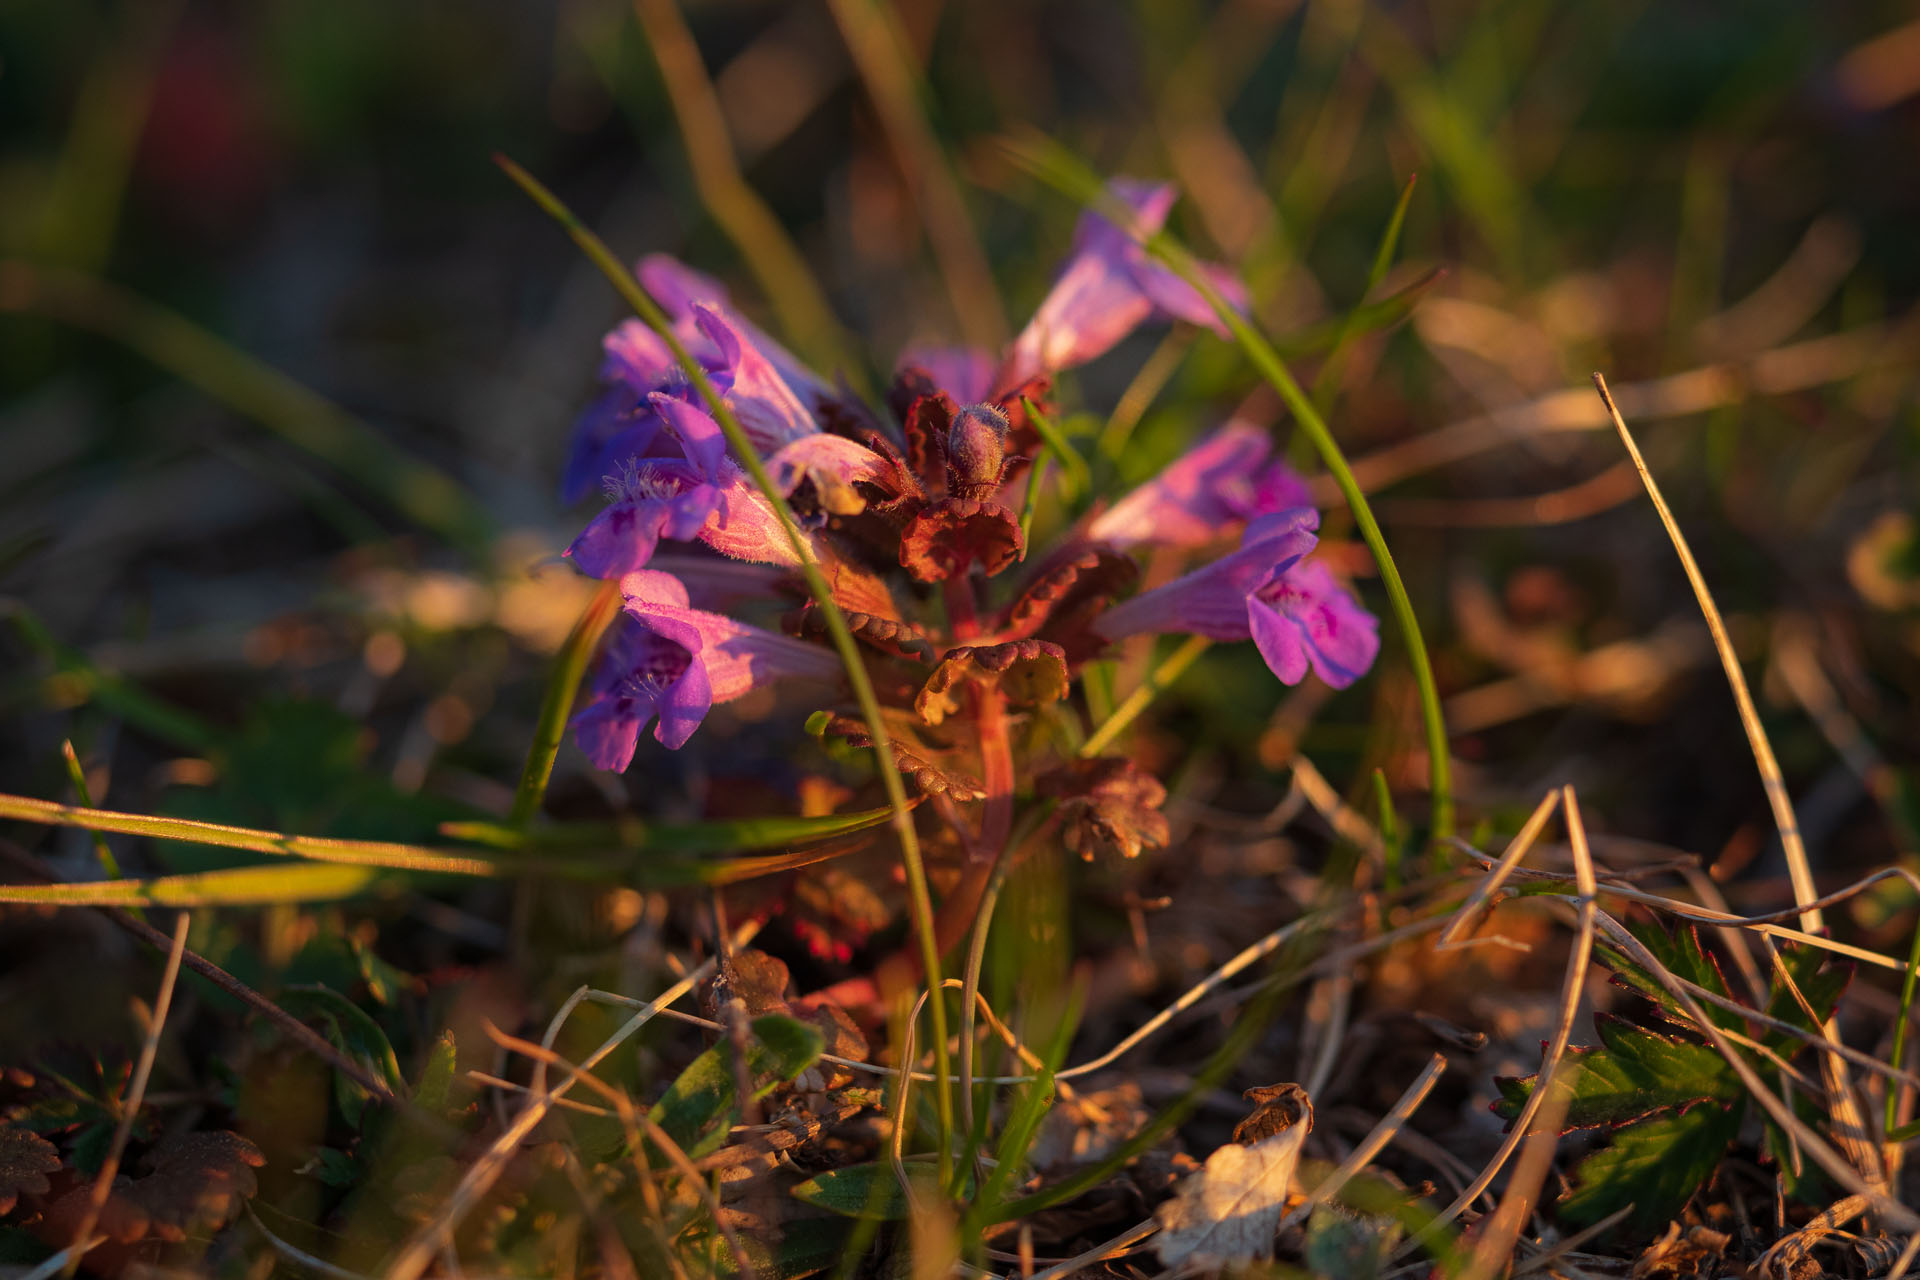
[1310,173,1419,412]
[1001,131,1455,840]
[0,792,505,876]
[495,155,955,1177]
[0,262,494,560]
[447,802,901,853]
[4,603,224,755]
[508,579,620,828]
[0,863,387,907]
[1019,396,1089,503]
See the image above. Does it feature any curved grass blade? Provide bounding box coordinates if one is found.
[0,792,506,875]
[494,155,954,1173]
[0,262,494,560]
[507,578,620,828]
[1000,131,1455,840]
[4,602,223,755]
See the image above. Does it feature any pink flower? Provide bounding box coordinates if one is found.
[1000,179,1248,388]
[1095,508,1380,688]
[571,570,843,765]
[1086,422,1306,550]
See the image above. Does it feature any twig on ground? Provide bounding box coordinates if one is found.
[64,910,191,1274]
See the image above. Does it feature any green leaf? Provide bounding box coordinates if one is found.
[1604,923,1739,1033]
[441,803,899,855]
[1559,1101,1743,1232]
[650,1014,823,1157]
[1760,945,1852,1051]
[413,1032,459,1112]
[790,1158,973,1220]
[0,863,391,907]
[279,985,407,1128]
[975,1064,1055,1214]
[684,1215,851,1279]
[1492,1015,1741,1131]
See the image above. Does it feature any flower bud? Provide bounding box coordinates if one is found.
[946,404,1009,501]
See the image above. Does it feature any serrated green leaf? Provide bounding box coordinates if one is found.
[1560,1100,1742,1232]
[1760,945,1851,1051]
[684,1215,850,1279]
[650,1014,823,1157]
[1492,1015,1740,1130]
[1605,923,1738,1034]
[790,1158,973,1220]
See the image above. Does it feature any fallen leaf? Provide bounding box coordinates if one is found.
[0,1126,60,1213]
[127,1131,265,1241]
[1154,1084,1313,1268]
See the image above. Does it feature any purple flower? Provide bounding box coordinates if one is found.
[1095,508,1380,688]
[693,306,818,455]
[570,571,843,767]
[765,433,894,516]
[639,255,836,410]
[1087,423,1314,550]
[565,395,732,578]
[1000,179,1249,388]
[1244,560,1380,689]
[561,321,686,504]
[895,344,995,403]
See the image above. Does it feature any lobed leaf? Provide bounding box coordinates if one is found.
[1558,1102,1743,1233]
[651,1014,824,1157]
[1492,1014,1741,1132]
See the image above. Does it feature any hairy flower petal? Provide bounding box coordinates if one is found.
[766,434,894,515]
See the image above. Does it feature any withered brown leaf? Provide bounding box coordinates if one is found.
[0,1126,60,1214]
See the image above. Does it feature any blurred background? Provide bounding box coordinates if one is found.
[3,0,1919,913]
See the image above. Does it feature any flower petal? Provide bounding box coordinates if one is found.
[1088,422,1273,549]
[651,655,712,749]
[896,344,995,403]
[570,696,645,772]
[766,434,892,515]
[694,306,817,453]
[650,393,728,478]
[566,501,669,578]
[1247,594,1311,685]
[1094,509,1319,644]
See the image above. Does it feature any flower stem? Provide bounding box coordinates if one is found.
[509,580,621,829]
[496,155,956,1181]
[1080,635,1211,758]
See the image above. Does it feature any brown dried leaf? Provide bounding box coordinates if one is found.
[126,1130,264,1241]
[0,1126,60,1213]
[706,949,794,1020]
[819,714,986,801]
[1154,1084,1312,1269]
[1630,1222,1733,1279]
[45,1180,151,1245]
[1037,757,1170,861]
[916,640,1069,726]
[899,498,1023,583]
[993,543,1139,648]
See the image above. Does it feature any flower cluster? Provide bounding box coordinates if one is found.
[560,180,1379,864]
